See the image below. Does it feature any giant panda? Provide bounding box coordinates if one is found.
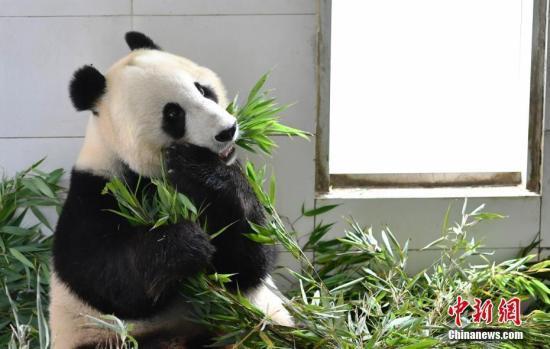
[49,31,293,349]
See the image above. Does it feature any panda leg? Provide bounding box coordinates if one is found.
[131,332,217,349]
[247,276,294,327]
[185,333,216,349]
[73,327,228,349]
[133,332,188,349]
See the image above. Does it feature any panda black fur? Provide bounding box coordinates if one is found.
[50,32,292,349]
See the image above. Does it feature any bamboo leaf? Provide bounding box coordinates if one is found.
[30,206,52,231]
[303,204,339,217]
[247,72,268,103]
[9,248,35,269]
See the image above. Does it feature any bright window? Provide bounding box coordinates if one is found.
[329,0,533,184]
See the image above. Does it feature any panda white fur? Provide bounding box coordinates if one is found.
[49,32,293,349]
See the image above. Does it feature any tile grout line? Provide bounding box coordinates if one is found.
[130,0,134,29]
[0,134,300,140]
[0,13,316,18]
[0,136,85,139]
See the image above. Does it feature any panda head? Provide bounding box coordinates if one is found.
[70,31,238,177]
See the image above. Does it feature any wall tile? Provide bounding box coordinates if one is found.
[133,0,316,15]
[0,17,131,138]
[405,248,521,275]
[0,0,131,16]
[272,252,307,290]
[243,136,316,237]
[0,137,82,177]
[315,196,540,249]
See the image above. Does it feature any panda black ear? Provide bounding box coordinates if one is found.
[125,31,161,51]
[69,65,106,112]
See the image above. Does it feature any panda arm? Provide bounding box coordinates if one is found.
[165,144,276,291]
[206,163,277,291]
[53,169,215,318]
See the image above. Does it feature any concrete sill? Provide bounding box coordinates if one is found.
[316,185,539,200]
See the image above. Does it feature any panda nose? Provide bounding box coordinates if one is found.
[215,123,237,142]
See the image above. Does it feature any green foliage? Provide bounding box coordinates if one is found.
[178,166,550,349]
[84,315,138,349]
[0,160,63,348]
[229,72,310,155]
[101,174,200,230]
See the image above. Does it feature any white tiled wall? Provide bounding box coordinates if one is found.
[132,0,316,15]
[0,16,130,137]
[317,196,541,250]
[0,0,131,16]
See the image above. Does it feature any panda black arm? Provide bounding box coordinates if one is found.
[165,144,276,291]
[53,169,215,319]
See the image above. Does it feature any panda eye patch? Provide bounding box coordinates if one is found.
[194,82,218,103]
[194,82,206,96]
[162,103,186,139]
[163,103,184,120]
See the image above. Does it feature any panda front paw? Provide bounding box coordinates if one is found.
[164,143,233,192]
[164,143,220,171]
[158,221,216,274]
[138,221,215,300]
